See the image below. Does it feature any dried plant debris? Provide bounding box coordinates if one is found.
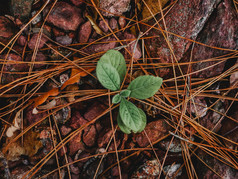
[0,0,237,178]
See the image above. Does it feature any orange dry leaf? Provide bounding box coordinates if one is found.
[60,67,95,90]
[33,88,59,108]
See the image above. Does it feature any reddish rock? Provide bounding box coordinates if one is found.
[25,106,48,126]
[99,0,131,17]
[56,35,73,45]
[17,35,27,46]
[0,16,16,39]
[123,32,142,60]
[78,21,92,43]
[187,97,207,118]
[45,2,83,31]
[133,120,168,147]
[70,111,88,129]
[119,16,126,29]
[84,37,118,54]
[99,19,109,33]
[25,52,47,69]
[144,0,238,78]
[0,53,27,72]
[109,18,118,30]
[60,125,72,136]
[83,124,97,147]
[220,109,238,150]
[69,132,85,155]
[97,129,113,148]
[68,156,80,174]
[84,102,107,121]
[70,0,84,6]
[52,28,65,37]
[28,33,48,50]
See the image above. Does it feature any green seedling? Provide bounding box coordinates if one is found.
[96,50,163,134]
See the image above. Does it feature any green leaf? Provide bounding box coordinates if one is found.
[112,94,121,104]
[136,108,147,133]
[117,114,131,134]
[128,75,163,99]
[119,98,143,132]
[96,62,120,91]
[120,89,131,98]
[99,50,126,83]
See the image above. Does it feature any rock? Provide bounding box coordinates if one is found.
[197,152,238,179]
[10,0,34,21]
[0,16,16,40]
[25,106,48,126]
[187,97,207,118]
[25,52,47,69]
[144,0,238,78]
[17,35,27,46]
[31,11,42,25]
[60,125,72,136]
[84,102,107,121]
[199,101,225,132]
[131,159,161,178]
[28,33,48,50]
[68,156,80,175]
[69,132,85,156]
[119,16,126,29]
[99,0,131,17]
[78,21,92,43]
[70,0,84,6]
[220,109,238,150]
[163,164,182,179]
[45,2,83,31]
[133,120,168,147]
[11,166,31,178]
[56,35,72,45]
[99,19,109,33]
[109,18,118,30]
[97,129,113,148]
[123,32,142,60]
[70,111,88,129]
[0,53,27,72]
[83,125,97,147]
[84,37,118,53]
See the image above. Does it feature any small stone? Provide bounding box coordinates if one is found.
[31,11,42,25]
[123,32,142,60]
[25,52,47,69]
[97,129,113,148]
[133,120,168,147]
[69,132,85,156]
[56,35,73,45]
[45,2,83,31]
[17,35,27,46]
[0,53,27,72]
[99,0,131,17]
[188,97,207,118]
[78,21,92,43]
[99,19,109,33]
[60,125,72,136]
[84,102,107,121]
[10,0,34,21]
[70,0,84,6]
[28,33,48,50]
[25,106,47,126]
[119,16,126,29]
[84,37,118,53]
[109,18,118,30]
[0,16,16,39]
[70,111,88,129]
[83,125,97,147]
[68,156,80,174]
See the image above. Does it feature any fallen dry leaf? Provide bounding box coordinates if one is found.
[141,0,169,21]
[60,67,95,90]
